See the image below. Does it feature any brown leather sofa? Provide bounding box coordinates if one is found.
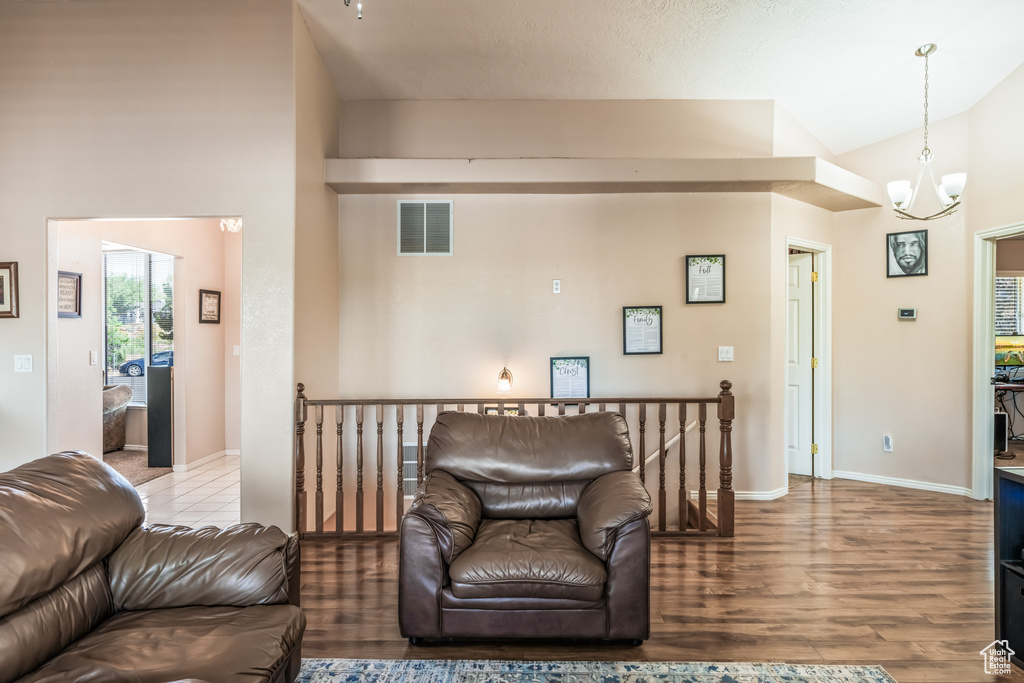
[0,451,304,683]
[399,411,652,643]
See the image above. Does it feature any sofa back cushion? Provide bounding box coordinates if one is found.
[426,411,633,518]
[108,523,294,610]
[0,451,144,618]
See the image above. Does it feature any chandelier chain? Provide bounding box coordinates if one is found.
[921,51,930,156]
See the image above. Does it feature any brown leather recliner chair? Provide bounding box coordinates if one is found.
[399,411,652,644]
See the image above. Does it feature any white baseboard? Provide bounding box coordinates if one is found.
[172,449,232,472]
[833,470,971,498]
[685,487,788,501]
[225,449,240,456]
[123,443,147,451]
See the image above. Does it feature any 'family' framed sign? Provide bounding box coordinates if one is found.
[623,306,662,355]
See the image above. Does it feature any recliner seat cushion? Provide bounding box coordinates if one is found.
[18,605,304,683]
[448,519,606,601]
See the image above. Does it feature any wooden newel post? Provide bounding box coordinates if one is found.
[295,383,308,536]
[717,379,735,537]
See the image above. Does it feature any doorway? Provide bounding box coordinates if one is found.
[972,222,1024,500]
[784,238,833,488]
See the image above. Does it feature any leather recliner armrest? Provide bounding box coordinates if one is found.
[107,522,294,611]
[405,470,481,564]
[577,470,652,561]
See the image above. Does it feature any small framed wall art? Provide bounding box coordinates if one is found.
[886,230,927,277]
[199,289,221,324]
[0,262,19,319]
[57,271,82,318]
[623,306,662,355]
[686,255,726,304]
[550,356,590,399]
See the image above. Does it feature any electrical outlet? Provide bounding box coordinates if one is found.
[552,279,561,294]
[883,435,893,452]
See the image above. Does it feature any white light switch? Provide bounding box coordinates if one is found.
[233,345,240,357]
[14,355,32,373]
[552,279,561,294]
[90,350,98,366]
[718,346,734,362]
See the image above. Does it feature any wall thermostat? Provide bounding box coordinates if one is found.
[898,308,917,320]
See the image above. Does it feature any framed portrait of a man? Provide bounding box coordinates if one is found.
[887,230,927,278]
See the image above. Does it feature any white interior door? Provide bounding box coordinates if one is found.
[786,252,813,476]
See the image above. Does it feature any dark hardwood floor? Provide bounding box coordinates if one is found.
[299,477,1024,683]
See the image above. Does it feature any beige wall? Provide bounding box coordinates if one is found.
[339,100,777,159]
[0,0,297,530]
[834,112,975,491]
[970,63,1024,233]
[997,240,1024,272]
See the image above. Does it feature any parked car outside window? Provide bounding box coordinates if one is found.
[118,351,173,377]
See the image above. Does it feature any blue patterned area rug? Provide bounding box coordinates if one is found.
[297,659,898,682]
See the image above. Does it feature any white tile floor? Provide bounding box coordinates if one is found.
[134,454,241,527]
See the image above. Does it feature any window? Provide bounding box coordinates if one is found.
[397,200,453,255]
[996,276,1023,336]
[104,250,174,405]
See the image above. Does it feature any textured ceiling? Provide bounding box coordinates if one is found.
[296,0,1024,155]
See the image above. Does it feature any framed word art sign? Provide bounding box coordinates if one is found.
[623,306,662,355]
[550,356,590,399]
[686,255,725,304]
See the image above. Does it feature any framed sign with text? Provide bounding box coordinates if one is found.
[623,306,662,355]
[0,262,19,319]
[57,271,82,318]
[550,356,590,399]
[686,255,725,304]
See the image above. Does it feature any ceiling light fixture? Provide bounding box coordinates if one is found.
[886,44,966,221]
[220,218,243,233]
[343,0,363,19]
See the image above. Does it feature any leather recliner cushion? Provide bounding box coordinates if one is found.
[17,604,304,683]
[448,519,606,601]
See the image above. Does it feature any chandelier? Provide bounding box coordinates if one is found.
[886,44,966,221]
[344,0,363,19]
[220,218,242,233]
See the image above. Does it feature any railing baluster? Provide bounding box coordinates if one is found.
[678,402,687,531]
[315,405,324,533]
[558,403,566,416]
[538,403,546,416]
[396,405,405,529]
[638,403,647,484]
[356,404,364,533]
[599,403,606,412]
[336,405,344,533]
[294,384,307,535]
[658,402,666,532]
[579,402,587,414]
[416,404,425,486]
[698,402,708,531]
[718,381,735,537]
[376,404,384,534]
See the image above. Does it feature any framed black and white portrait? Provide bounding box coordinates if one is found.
[886,230,927,278]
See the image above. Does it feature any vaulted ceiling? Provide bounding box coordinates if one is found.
[297,0,1024,155]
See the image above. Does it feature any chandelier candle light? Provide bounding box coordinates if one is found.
[343,0,363,19]
[887,43,966,221]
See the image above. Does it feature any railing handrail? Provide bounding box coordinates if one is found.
[301,396,724,407]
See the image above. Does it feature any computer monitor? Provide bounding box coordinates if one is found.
[996,336,1024,366]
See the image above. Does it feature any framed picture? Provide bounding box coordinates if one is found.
[623,306,662,355]
[199,289,221,324]
[686,255,726,304]
[485,406,522,416]
[0,262,19,319]
[887,230,927,277]
[57,271,82,318]
[550,356,590,399]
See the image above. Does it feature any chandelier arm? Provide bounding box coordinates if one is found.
[894,202,960,221]
[925,162,950,208]
[903,161,928,213]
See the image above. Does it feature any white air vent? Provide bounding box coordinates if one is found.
[398,200,452,255]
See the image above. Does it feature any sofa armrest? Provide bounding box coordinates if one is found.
[577,470,652,561]
[405,470,481,564]
[107,522,295,611]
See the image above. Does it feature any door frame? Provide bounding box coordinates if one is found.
[786,237,833,480]
[972,221,1024,500]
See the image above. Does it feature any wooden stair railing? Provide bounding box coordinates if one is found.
[294,381,735,538]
